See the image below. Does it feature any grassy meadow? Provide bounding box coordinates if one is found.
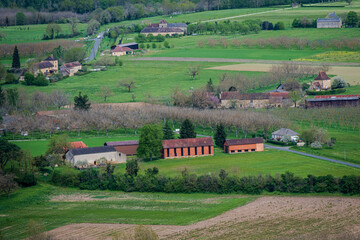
[0,184,256,239]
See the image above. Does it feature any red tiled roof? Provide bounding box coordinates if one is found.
[163,137,214,149]
[111,46,133,53]
[64,61,81,68]
[224,138,263,146]
[105,140,139,146]
[38,61,54,69]
[315,71,330,80]
[71,141,88,149]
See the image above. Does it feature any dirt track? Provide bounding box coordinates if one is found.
[48,196,360,240]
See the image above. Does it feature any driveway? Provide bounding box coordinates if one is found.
[265,144,360,169]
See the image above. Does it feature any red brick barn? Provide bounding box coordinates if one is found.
[224,138,264,154]
[104,140,139,156]
[162,137,214,159]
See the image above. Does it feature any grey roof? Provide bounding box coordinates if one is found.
[167,23,187,28]
[38,61,54,69]
[272,128,299,136]
[306,97,359,102]
[317,18,341,22]
[141,27,184,34]
[105,140,139,146]
[328,12,340,19]
[69,146,116,156]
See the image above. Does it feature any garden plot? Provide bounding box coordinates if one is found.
[207,64,360,85]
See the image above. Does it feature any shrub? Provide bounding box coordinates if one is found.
[310,141,322,149]
[274,22,285,30]
[331,76,348,89]
[5,73,17,84]
[306,88,346,95]
[16,172,37,187]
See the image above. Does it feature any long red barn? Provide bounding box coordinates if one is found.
[162,137,214,159]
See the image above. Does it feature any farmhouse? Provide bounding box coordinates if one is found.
[317,12,342,28]
[70,141,88,149]
[104,140,139,156]
[224,138,264,154]
[60,61,82,77]
[309,71,332,91]
[141,20,187,36]
[162,137,214,159]
[111,46,133,56]
[271,128,299,142]
[36,55,58,76]
[66,146,126,166]
[306,96,360,108]
[220,92,290,109]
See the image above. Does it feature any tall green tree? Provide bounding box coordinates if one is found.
[46,23,62,39]
[74,92,91,110]
[163,121,174,140]
[137,124,163,161]
[346,11,359,27]
[0,139,21,171]
[15,12,27,25]
[206,78,215,92]
[12,46,20,69]
[46,135,71,155]
[64,47,86,63]
[180,119,196,139]
[214,124,226,148]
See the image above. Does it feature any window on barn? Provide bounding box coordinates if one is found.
[251,149,255,152]
[238,150,241,152]
[245,149,248,152]
[202,146,204,155]
[188,147,191,155]
[231,150,235,153]
[181,148,184,156]
[208,146,211,154]
[174,148,177,157]
[195,147,197,155]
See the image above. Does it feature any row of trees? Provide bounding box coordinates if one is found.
[197,36,360,50]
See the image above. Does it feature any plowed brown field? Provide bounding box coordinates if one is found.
[48,196,360,240]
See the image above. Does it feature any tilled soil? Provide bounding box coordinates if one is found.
[47,196,360,240]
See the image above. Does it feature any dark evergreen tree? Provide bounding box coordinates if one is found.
[214,123,226,148]
[163,121,174,140]
[74,92,91,111]
[12,46,20,69]
[180,119,196,139]
[206,78,214,92]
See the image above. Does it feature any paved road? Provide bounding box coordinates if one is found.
[133,57,360,66]
[86,31,105,62]
[265,144,360,169]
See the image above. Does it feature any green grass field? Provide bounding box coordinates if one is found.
[0,184,256,239]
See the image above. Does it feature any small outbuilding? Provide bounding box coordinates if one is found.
[224,138,264,154]
[162,137,214,159]
[271,128,299,142]
[111,46,133,56]
[60,61,82,77]
[104,140,139,156]
[66,146,126,166]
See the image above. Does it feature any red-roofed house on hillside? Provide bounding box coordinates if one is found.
[111,46,133,56]
[60,61,82,77]
[309,71,332,91]
[224,138,264,154]
[162,137,214,159]
[71,141,88,149]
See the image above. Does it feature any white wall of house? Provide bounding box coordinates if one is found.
[66,151,126,166]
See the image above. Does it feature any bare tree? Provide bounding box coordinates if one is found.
[119,78,136,92]
[187,65,200,81]
[98,86,114,102]
[68,17,79,36]
[51,90,71,109]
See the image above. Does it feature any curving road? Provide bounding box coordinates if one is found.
[86,31,105,62]
[265,144,360,169]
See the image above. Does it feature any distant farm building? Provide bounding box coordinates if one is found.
[271,128,299,142]
[305,96,360,108]
[60,61,82,77]
[117,42,139,50]
[104,140,139,156]
[224,138,264,154]
[111,46,133,56]
[162,137,214,159]
[66,146,126,166]
[309,71,332,91]
[141,20,187,36]
[36,55,58,76]
[317,12,342,28]
[70,141,88,149]
[220,92,290,109]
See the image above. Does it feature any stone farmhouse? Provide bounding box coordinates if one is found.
[224,138,264,154]
[220,92,290,109]
[36,55,58,76]
[271,128,299,142]
[66,146,126,166]
[309,71,332,91]
[104,140,139,156]
[140,20,187,36]
[162,137,214,159]
[111,46,133,56]
[317,12,342,28]
[60,61,82,77]
[306,95,360,108]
